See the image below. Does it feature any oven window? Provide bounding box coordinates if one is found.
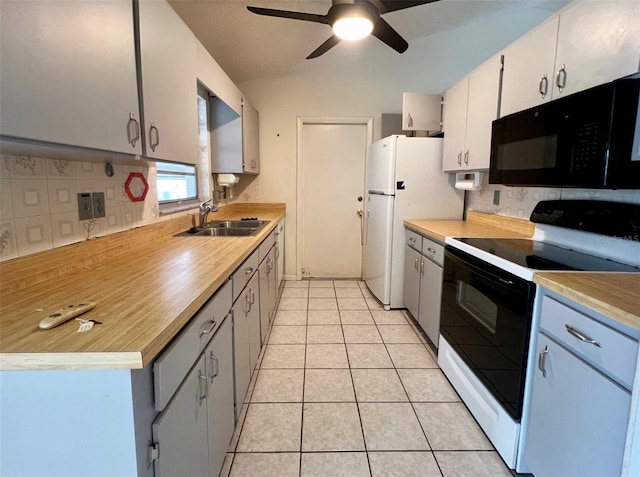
[495,135,558,170]
[456,282,498,334]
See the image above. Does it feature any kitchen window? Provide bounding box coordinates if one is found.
[157,161,198,203]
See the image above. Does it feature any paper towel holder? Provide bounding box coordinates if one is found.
[454,171,483,190]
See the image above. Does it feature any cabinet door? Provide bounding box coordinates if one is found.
[275,221,285,293]
[523,334,631,477]
[242,99,260,174]
[417,258,443,347]
[205,317,235,477]
[500,15,559,117]
[442,77,469,172]
[152,355,209,477]
[0,0,141,154]
[464,55,502,170]
[137,0,198,164]
[553,0,640,99]
[259,258,270,345]
[268,249,278,323]
[247,273,262,372]
[403,245,421,319]
[232,299,251,415]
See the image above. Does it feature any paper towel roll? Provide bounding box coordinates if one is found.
[454,171,483,190]
[455,180,479,190]
[218,173,239,187]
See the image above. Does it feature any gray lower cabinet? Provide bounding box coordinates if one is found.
[259,248,277,343]
[205,316,235,477]
[233,272,260,414]
[403,229,445,347]
[152,355,209,477]
[522,292,639,477]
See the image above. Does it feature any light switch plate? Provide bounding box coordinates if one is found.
[92,192,105,218]
[77,193,93,220]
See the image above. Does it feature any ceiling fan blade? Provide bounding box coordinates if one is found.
[371,17,408,53]
[307,35,341,59]
[374,0,441,14]
[247,6,328,24]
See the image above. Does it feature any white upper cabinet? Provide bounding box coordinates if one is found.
[0,0,142,155]
[553,0,640,98]
[402,93,442,132]
[137,0,198,164]
[501,0,640,117]
[443,54,502,172]
[500,16,559,117]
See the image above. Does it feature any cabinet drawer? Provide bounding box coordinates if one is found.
[406,229,422,252]
[232,250,259,302]
[540,296,638,390]
[154,280,232,411]
[421,236,444,267]
[258,230,275,263]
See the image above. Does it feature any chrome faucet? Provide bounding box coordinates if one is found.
[199,199,218,228]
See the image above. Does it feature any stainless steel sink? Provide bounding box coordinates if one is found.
[194,227,256,236]
[211,220,268,229]
[177,219,270,237]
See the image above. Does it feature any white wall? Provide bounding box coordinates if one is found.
[239,6,562,278]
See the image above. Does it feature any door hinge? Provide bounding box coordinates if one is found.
[148,442,159,464]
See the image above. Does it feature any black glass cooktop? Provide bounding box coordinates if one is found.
[457,238,640,272]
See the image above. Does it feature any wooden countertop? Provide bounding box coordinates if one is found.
[0,203,285,370]
[404,210,535,243]
[535,273,640,331]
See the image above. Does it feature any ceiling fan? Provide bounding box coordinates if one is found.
[247,0,441,59]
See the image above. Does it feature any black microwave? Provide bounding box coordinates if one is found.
[489,76,640,189]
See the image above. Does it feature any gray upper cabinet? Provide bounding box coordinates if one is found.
[0,0,142,155]
[242,98,260,174]
[137,0,199,164]
[501,1,640,117]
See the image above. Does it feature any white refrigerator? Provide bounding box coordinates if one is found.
[364,135,464,309]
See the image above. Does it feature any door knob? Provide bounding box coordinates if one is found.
[357,209,363,217]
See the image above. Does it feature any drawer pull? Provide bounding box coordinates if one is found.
[427,247,436,255]
[245,267,254,275]
[200,319,217,336]
[538,345,549,378]
[409,237,416,243]
[565,324,601,347]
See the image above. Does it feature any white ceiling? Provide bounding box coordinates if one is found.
[169,0,569,85]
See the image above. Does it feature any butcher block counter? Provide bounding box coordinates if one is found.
[0,203,285,370]
[404,210,535,243]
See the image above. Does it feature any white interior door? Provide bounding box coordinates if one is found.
[298,118,371,279]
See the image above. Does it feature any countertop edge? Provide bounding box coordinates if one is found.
[0,352,144,371]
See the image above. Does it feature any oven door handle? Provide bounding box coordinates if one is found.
[445,249,528,291]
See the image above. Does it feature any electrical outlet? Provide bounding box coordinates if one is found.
[493,190,501,206]
[77,193,93,220]
[92,192,106,218]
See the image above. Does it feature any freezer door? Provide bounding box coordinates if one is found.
[366,135,397,194]
[364,193,394,306]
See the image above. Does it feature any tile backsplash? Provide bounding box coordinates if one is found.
[0,154,159,261]
[466,175,640,219]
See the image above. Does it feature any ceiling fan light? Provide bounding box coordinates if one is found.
[332,16,373,41]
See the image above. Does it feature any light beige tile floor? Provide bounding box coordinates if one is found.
[223,280,514,477]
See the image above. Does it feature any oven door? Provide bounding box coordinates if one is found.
[440,246,535,420]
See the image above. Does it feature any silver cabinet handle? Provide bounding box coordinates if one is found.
[209,351,219,382]
[556,64,567,92]
[409,237,416,243]
[199,319,217,337]
[245,267,254,276]
[419,259,425,276]
[127,113,140,147]
[250,289,256,305]
[149,121,160,152]
[538,345,549,378]
[427,247,436,255]
[244,290,251,313]
[414,257,419,271]
[407,113,413,128]
[539,73,548,98]
[464,150,469,165]
[565,325,601,347]
[275,245,280,260]
[198,369,208,403]
[457,152,462,165]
